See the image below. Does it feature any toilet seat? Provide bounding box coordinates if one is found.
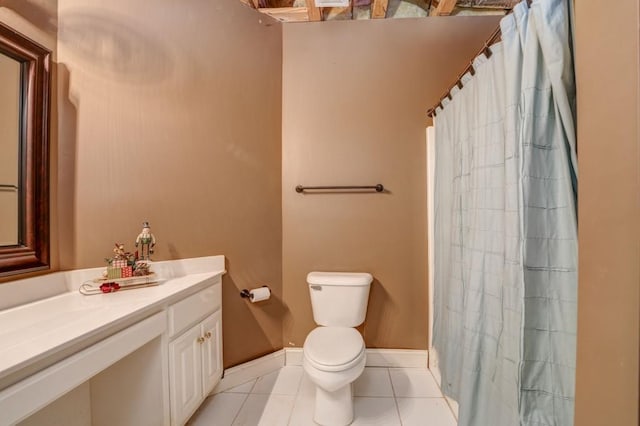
[303,327,365,372]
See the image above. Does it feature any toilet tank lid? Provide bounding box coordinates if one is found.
[307,272,373,286]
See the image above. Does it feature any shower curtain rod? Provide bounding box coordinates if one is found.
[426,27,501,118]
[426,0,531,118]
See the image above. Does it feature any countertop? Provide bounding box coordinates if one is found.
[0,256,225,389]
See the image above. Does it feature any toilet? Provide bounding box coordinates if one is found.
[302,271,373,426]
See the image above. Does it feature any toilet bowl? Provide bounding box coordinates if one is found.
[302,272,372,426]
[303,327,366,426]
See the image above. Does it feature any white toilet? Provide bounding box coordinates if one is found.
[302,271,373,426]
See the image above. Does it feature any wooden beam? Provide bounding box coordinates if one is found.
[268,0,296,5]
[258,7,310,22]
[305,0,323,21]
[239,0,260,8]
[433,0,457,16]
[371,0,388,18]
[456,0,519,6]
[323,6,353,20]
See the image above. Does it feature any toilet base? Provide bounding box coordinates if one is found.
[313,384,354,426]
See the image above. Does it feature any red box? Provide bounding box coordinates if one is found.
[121,266,133,278]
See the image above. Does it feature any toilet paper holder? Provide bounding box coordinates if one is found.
[240,286,270,301]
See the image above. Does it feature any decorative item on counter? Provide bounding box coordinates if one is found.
[103,242,154,277]
[122,266,133,278]
[100,282,120,293]
[135,221,156,261]
[105,243,135,269]
[133,261,151,276]
[107,267,122,279]
[112,259,127,268]
[80,278,157,295]
[79,242,158,295]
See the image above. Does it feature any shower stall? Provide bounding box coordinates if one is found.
[425,1,578,425]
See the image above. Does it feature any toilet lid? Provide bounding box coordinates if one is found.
[303,327,365,367]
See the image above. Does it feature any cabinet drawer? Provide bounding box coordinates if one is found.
[169,284,221,338]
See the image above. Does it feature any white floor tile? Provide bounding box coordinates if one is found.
[351,397,401,426]
[252,366,304,396]
[232,394,296,426]
[250,370,280,395]
[396,398,457,426]
[193,366,453,426]
[224,379,257,394]
[287,393,317,426]
[298,372,316,397]
[354,368,394,397]
[189,392,248,426]
[389,368,443,398]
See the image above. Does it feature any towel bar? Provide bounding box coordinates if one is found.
[295,184,384,193]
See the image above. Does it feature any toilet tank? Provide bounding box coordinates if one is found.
[307,272,373,327]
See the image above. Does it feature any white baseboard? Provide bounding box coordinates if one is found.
[284,348,428,368]
[285,348,304,366]
[213,350,285,394]
[364,349,428,368]
[213,348,429,395]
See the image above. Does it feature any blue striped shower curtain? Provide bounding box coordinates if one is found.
[432,1,577,425]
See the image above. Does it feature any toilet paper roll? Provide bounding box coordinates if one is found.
[249,287,271,303]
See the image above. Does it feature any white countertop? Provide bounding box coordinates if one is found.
[0,256,225,389]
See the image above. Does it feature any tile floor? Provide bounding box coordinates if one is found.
[188,366,458,426]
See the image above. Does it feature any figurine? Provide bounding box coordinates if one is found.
[135,221,156,261]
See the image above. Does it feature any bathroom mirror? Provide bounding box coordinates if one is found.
[0,21,51,277]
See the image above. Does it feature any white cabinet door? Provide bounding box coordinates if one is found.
[169,325,203,425]
[201,310,222,396]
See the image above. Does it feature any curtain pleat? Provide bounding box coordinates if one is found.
[432,1,577,425]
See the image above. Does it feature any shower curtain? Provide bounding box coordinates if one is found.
[432,1,577,425]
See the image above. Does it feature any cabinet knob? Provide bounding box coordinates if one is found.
[205,332,212,339]
[197,336,205,344]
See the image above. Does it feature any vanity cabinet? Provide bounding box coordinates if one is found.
[168,283,223,425]
[0,256,226,426]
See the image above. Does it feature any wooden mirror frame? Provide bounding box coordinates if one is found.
[0,22,51,277]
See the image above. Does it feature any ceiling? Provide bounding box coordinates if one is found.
[239,0,520,22]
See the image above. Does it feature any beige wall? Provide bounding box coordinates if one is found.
[574,1,640,425]
[56,0,283,368]
[281,16,500,349]
[0,1,57,50]
[6,8,634,423]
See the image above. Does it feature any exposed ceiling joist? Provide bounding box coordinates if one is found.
[324,5,353,20]
[259,6,310,21]
[433,0,457,16]
[245,0,518,23]
[371,0,388,19]
[238,0,259,8]
[305,0,323,21]
[456,1,517,7]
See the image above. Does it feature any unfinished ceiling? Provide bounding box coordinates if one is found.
[239,0,519,22]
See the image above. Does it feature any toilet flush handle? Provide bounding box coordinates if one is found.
[309,285,322,291]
